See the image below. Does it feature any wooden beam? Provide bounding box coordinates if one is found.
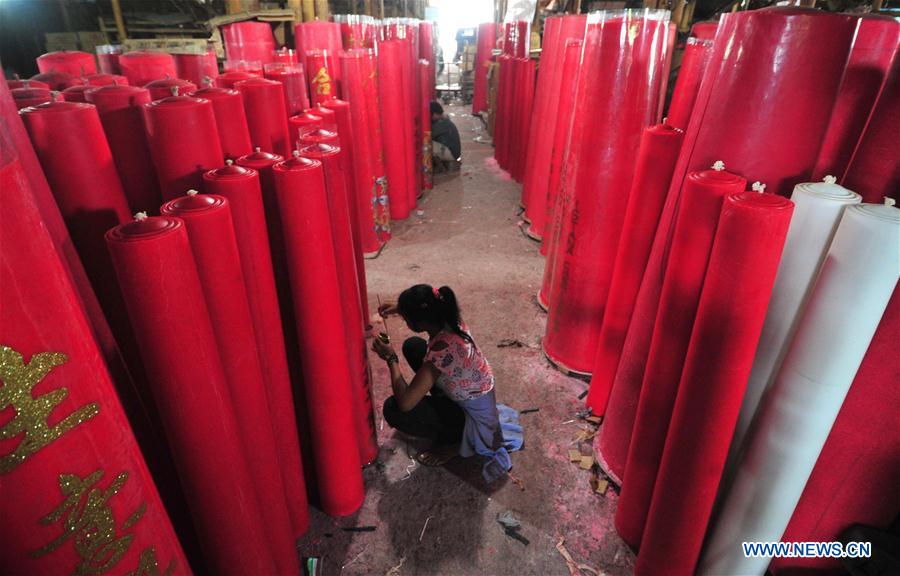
[110,0,127,41]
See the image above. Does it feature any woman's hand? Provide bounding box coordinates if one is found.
[378,301,398,317]
[372,337,397,361]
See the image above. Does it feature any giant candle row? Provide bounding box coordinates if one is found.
[486,6,898,576]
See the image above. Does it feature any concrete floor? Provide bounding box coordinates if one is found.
[296,104,636,575]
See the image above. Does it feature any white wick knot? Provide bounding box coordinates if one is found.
[823,175,837,184]
[885,197,896,207]
[254,147,262,153]
[712,160,725,171]
[170,85,179,96]
[292,150,301,157]
[225,159,234,166]
[134,211,148,221]
[187,189,199,196]
[751,181,767,193]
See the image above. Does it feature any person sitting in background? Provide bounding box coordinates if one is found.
[430,101,461,173]
[373,284,522,482]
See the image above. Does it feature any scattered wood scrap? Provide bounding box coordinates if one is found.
[556,537,605,576]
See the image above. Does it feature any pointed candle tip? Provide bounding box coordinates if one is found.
[186,189,199,196]
[712,160,725,171]
[134,211,148,221]
[823,175,837,184]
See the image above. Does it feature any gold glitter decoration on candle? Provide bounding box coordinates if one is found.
[0,346,100,473]
[127,547,176,576]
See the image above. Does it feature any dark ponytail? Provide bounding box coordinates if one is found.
[397,284,472,343]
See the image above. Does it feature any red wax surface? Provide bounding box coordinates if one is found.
[96,48,123,75]
[665,36,714,130]
[472,23,497,115]
[12,87,52,109]
[493,55,512,170]
[298,127,339,148]
[813,16,898,181]
[273,157,366,516]
[8,79,49,90]
[215,70,259,89]
[37,50,96,76]
[173,50,218,87]
[274,47,298,65]
[299,143,377,464]
[265,63,310,117]
[144,77,197,100]
[295,20,343,62]
[587,124,684,419]
[608,9,858,481]
[512,57,536,185]
[843,54,900,203]
[223,21,276,64]
[503,21,530,57]
[615,169,747,548]
[202,165,310,536]
[306,50,339,105]
[771,289,900,575]
[637,192,793,576]
[691,21,718,40]
[159,195,298,575]
[543,12,669,374]
[236,77,291,157]
[0,145,189,576]
[106,217,276,576]
[82,72,129,86]
[341,49,390,253]
[419,21,436,100]
[190,87,253,161]
[143,95,223,200]
[523,15,586,236]
[29,71,72,90]
[223,59,263,76]
[538,40,582,305]
[289,111,324,153]
[85,85,161,213]
[337,15,377,49]
[378,40,412,219]
[119,51,177,87]
[308,103,337,130]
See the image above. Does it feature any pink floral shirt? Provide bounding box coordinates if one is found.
[424,327,495,402]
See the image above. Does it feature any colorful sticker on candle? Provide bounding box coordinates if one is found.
[312,67,333,96]
[0,346,100,474]
[32,468,176,575]
[373,176,391,238]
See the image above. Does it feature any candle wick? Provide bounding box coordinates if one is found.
[255,147,262,153]
[751,181,766,194]
[187,189,199,196]
[225,158,234,166]
[134,211,148,221]
[823,175,837,184]
[204,75,212,87]
[885,197,896,208]
[292,150,301,157]
[712,160,725,171]
[50,91,60,102]
[170,85,179,96]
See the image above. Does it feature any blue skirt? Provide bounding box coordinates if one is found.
[458,389,524,483]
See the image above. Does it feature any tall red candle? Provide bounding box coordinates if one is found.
[118,51,176,87]
[273,156,365,516]
[236,77,291,157]
[265,63,310,117]
[493,55,512,170]
[615,168,747,548]
[378,40,412,219]
[144,77,197,101]
[637,192,793,576]
[665,35,714,130]
[607,9,857,474]
[215,70,258,89]
[12,87,52,109]
[296,20,343,61]
[202,164,310,536]
[29,71,72,90]
[299,144,378,465]
[543,11,669,374]
[308,103,337,130]
[812,15,898,181]
[340,49,390,253]
[81,72,129,86]
[472,23,497,115]
[523,15,586,238]
[513,58,536,185]
[37,50,96,76]
[8,78,50,90]
[189,87,254,161]
[85,85,161,213]
[538,39,582,307]
[298,127,339,147]
[842,55,900,203]
[60,84,91,102]
[173,50,219,87]
[159,194,299,574]
[0,135,190,576]
[106,216,277,576]
[419,21,435,100]
[419,59,433,190]
[142,95,223,201]
[222,21,276,64]
[336,14,377,49]
[96,45,123,75]
[289,111,323,153]
[586,124,683,421]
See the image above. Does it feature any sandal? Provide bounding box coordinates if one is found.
[416,446,458,467]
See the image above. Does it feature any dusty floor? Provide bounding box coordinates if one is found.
[295,104,635,575]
